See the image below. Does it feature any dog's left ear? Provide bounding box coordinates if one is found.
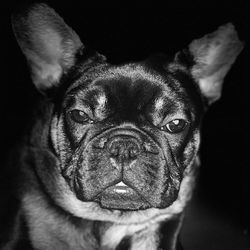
[174,23,244,104]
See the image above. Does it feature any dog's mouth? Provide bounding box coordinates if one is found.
[95,181,152,210]
[69,128,179,210]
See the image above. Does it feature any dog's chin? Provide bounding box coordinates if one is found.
[94,183,152,210]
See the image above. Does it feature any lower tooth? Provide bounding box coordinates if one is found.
[115,189,127,193]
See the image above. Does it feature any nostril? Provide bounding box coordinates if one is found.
[109,144,120,156]
[93,137,108,149]
[129,145,140,158]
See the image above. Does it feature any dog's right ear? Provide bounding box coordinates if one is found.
[12,3,83,92]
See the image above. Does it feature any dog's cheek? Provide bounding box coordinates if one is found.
[27,147,65,200]
[50,115,71,164]
[156,129,200,207]
[51,113,88,163]
[179,129,200,169]
[165,126,200,168]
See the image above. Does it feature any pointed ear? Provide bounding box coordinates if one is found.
[174,23,244,104]
[12,3,83,91]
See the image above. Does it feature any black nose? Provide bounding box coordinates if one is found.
[107,136,141,162]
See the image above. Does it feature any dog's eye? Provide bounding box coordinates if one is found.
[70,110,92,124]
[162,119,187,133]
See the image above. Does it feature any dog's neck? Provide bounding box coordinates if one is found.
[98,219,161,250]
[21,189,163,250]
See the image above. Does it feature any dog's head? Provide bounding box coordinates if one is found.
[12,4,243,222]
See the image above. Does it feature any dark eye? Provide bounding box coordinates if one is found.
[162,119,187,133]
[70,110,92,124]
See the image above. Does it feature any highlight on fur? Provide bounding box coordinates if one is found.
[4,3,244,250]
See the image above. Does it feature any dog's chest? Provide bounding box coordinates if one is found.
[101,223,160,250]
[22,191,160,250]
[25,210,159,250]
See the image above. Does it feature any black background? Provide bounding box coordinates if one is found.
[1,0,250,249]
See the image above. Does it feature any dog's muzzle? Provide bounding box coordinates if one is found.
[73,128,175,210]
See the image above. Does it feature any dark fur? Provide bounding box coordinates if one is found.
[1,3,243,250]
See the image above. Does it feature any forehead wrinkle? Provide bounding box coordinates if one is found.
[153,94,187,117]
[153,87,179,111]
[154,97,165,112]
[64,63,110,95]
[96,93,107,108]
[91,63,166,87]
[65,63,168,103]
[65,84,88,103]
[63,88,92,111]
[161,101,180,117]
[63,95,76,109]
[94,93,108,118]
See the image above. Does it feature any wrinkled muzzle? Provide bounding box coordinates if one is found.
[72,128,179,210]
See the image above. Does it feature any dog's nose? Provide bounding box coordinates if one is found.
[107,136,141,162]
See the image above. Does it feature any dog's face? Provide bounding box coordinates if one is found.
[59,62,203,211]
[12,4,243,221]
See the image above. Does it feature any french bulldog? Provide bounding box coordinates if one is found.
[3,3,243,250]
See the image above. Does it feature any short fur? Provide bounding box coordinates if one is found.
[1,3,243,250]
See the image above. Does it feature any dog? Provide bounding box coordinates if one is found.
[2,3,243,250]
